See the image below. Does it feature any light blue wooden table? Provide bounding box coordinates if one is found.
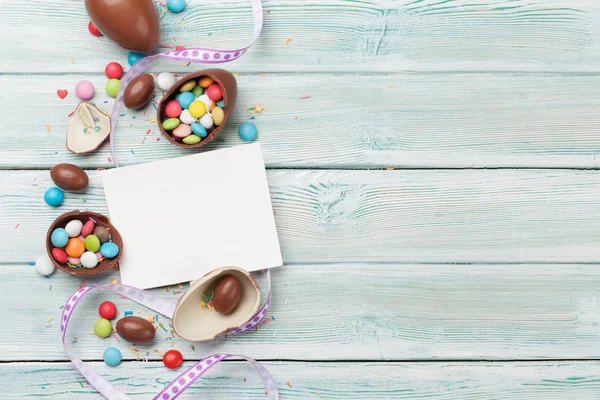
[1,0,600,398]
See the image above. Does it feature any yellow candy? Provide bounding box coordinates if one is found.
[179,80,196,92]
[189,101,207,118]
[212,107,225,126]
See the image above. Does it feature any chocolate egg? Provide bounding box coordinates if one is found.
[212,276,242,314]
[50,163,89,191]
[115,316,155,343]
[123,74,155,110]
[93,226,110,243]
[85,0,160,53]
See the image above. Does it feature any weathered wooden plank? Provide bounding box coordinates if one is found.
[4,263,600,361]
[1,73,600,169]
[5,361,600,398]
[3,0,600,73]
[3,169,600,263]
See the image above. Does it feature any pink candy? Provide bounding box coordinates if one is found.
[81,219,95,237]
[172,124,192,138]
[164,100,182,118]
[68,256,81,265]
[75,80,95,101]
[206,84,223,101]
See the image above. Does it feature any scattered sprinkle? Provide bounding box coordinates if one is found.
[316,392,321,396]
[124,311,133,316]
[146,314,155,323]
[130,149,135,155]
[79,382,84,388]
[70,56,74,64]
[158,322,168,332]
[186,62,191,67]
[110,278,120,284]
[233,73,240,77]
[300,94,312,99]
[108,157,112,163]
[47,318,53,323]
[49,285,52,291]
[287,382,292,388]
[285,298,288,306]
[78,280,88,290]
[160,43,173,48]
[272,329,277,338]
[156,138,160,141]
[130,347,140,355]
[14,224,19,229]
[190,344,195,351]
[46,124,51,132]
[178,283,183,289]
[286,38,292,45]
[171,341,174,347]
[172,36,177,41]
[154,349,163,357]
[166,286,170,292]
[389,85,395,88]
[386,167,395,171]
[113,334,120,343]
[254,104,264,114]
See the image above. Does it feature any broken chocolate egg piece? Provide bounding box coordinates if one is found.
[66,102,111,154]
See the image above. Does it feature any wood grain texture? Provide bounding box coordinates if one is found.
[3,169,600,263]
[1,73,600,169]
[4,263,600,361]
[4,361,600,398]
[2,0,600,73]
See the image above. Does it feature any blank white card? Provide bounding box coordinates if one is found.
[102,143,283,289]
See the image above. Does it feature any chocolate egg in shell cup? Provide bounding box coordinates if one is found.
[157,69,238,149]
[46,211,123,276]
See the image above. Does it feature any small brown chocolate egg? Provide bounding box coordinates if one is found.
[212,276,242,314]
[93,226,110,243]
[50,163,89,191]
[116,316,155,343]
[123,74,155,110]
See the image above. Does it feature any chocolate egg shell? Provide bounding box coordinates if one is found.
[50,163,89,191]
[212,276,242,314]
[85,0,160,53]
[124,74,155,110]
[116,316,155,343]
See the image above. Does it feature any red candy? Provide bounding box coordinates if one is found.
[105,62,123,80]
[175,46,186,51]
[206,84,223,101]
[163,350,183,369]
[81,219,96,237]
[88,21,103,37]
[98,301,117,320]
[52,248,68,264]
[164,100,183,118]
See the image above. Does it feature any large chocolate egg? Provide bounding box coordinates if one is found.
[85,0,160,53]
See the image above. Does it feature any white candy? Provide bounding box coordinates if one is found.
[179,109,197,125]
[157,72,177,91]
[65,220,83,237]
[197,94,211,109]
[199,113,214,129]
[35,256,56,276]
[81,251,98,268]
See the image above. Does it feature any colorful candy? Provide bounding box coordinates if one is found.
[206,84,223,101]
[167,0,186,13]
[65,238,86,258]
[105,79,121,98]
[179,110,197,125]
[178,92,196,109]
[179,80,196,92]
[127,51,145,66]
[93,226,110,243]
[157,72,176,91]
[99,301,118,320]
[189,100,206,118]
[197,94,211,109]
[182,135,201,145]
[88,21,102,36]
[198,76,214,88]
[172,124,192,139]
[94,318,112,338]
[51,163,89,191]
[44,187,64,207]
[105,62,123,79]
[191,123,207,137]
[123,74,155,110]
[199,113,213,129]
[212,107,225,126]
[162,118,180,130]
[51,228,69,247]
[35,256,55,276]
[163,349,183,369]
[191,85,203,97]
[238,122,258,142]
[100,242,120,258]
[116,316,156,343]
[51,248,68,264]
[85,235,101,252]
[81,251,99,268]
[103,347,122,367]
[75,80,95,101]
[65,220,83,237]
[81,219,96,237]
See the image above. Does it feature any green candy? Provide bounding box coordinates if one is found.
[105,79,121,98]
[191,85,203,97]
[84,234,101,252]
[94,318,112,338]
[162,118,180,131]
[182,134,202,145]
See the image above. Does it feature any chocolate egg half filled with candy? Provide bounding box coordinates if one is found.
[85,0,160,53]
[172,267,260,342]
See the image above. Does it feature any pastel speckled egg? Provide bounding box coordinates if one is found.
[162,118,180,131]
[199,113,213,129]
[164,100,183,118]
[172,124,192,139]
[189,101,206,118]
[157,72,176,91]
[94,318,112,338]
[103,347,122,367]
[51,228,69,247]
[65,220,83,237]
[44,187,64,207]
[100,242,120,258]
[85,235,101,252]
[238,122,258,142]
[81,251,99,268]
[35,256,55,276]
[182,134,201,145]
[178,92,196,109]
[75,80,95,101]
[191,123,207,138]
[179,110,197,125]
[206,84,223,101]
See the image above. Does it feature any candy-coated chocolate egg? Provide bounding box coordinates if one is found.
[65,238,86,258]
[35,256,55,276]
[172,124,192,139]
[212,107,225,126]
[164,100,183,118]
[197,94,211,109]
[95,251,103,260]
[103,347,122,367]
[88,20,102,36]
[75,80,95,101]
[94,318,112,338]
[162,118,180,131]
[44,187,64,207]
[127,51,145,66]
[65,220,83,237]
[199,113,213,129]
[105,79,121,98]
[81,219,96,237]
[189,101,206,118]
[123,74,155,110]
[167,0,186,13]
[157,72,176,92]
[216,100,225,108]
[99,301,118,320]
[182,134,201,145]
[100,242,120,258]
[116,316,155,343]
[85,235,101,252]
[163,350,183,369]
[191,85,203,97]
[179,80,196,92]
[51,248,68,264]
[105,62,123,79]
[178,92,196,109]
[67,256,81,265]
[198,76,214,88]
[238,122,258,142]
[212,275,242,314]
[179,109,197,125]
[50,163,89,191]
[85,0,160,52]
[93,226,110,243]
[206,84,223,101]
[51,228,69,247]
[191,123,207,138]
[81,251,99,268]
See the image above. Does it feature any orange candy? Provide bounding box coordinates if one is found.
[65,238,85,257]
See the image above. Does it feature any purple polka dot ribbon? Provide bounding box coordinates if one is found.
[60,270,277,400]
[108,0,264,167]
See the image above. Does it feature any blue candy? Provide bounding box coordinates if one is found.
[167,0,186,13]
[238,122,258,142]
[100,242,120,258]
[51,228,69,247]
[191,123,208,138]
[44,187,64,207]
[103,347,122,367]
[127,52,145,66]
[178,92,196,109]
[216,100,225,108]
